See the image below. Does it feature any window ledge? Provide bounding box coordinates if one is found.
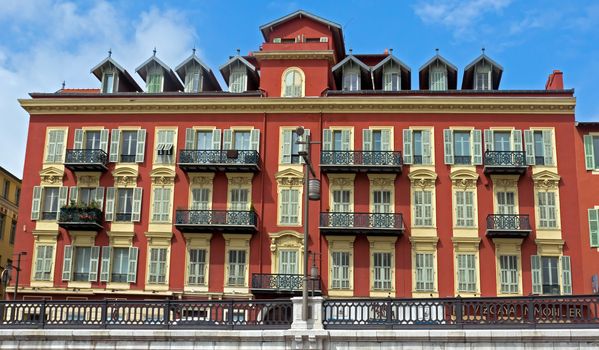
[328,289,354,297]
[411,291,439,298]
[106,282,130,290]
[370,290,395,297]
[145,283,169,292]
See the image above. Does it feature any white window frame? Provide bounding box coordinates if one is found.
[229,66,247,93]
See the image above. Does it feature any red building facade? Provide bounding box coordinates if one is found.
[10,11,598,301]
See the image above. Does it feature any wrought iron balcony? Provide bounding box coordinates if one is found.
[320,151,403,173]
[251,274,321,295]
[175,210,258,233]
[320,212,404,235]
[58,207,104,231]
[486,214,532,238]
[483,151,528,175]
[64,149,108,172]
[178,149,260,172]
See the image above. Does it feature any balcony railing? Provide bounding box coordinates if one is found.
[64,149,109,172]
[483,151,528,174]
[178,150,260,172]
[58,207,103,231]
[0,299,292,329]
[320,212,404,235]
[175,210,258,233]
[320,151,403,173]
[486,214,532,238]
[41,211,58,221]
[251,274,321,295]
[323,295,599,329]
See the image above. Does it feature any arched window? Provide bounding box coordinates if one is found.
[282,68,304,97]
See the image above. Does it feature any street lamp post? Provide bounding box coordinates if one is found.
[296,127,318,322]
[13,252,27,300]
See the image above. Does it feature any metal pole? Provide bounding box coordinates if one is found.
[302,133,310,322]
[13,253,21,300]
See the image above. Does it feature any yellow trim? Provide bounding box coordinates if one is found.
[327,173,355,212]
[20,96,576,115]
[148,181,175,226]
[183,233,212,293]
[491,175,520,214]
[275,168,304,226]
[188,173,215,210]
[450,169,479,234]
[368,126,395,151]
[452,236,481,297]
[144,231,173,291]
[66,232,97,289]
[151,127,178,169]
[535,238,564,256]
[368,236,397,296]
[409,168,438,233]
[494,238,524,296]
[529,127,558,170]
[408,126,435,167]
[42,127,68,168]
[326,235,355,296]
[532,170,562,239]
[327,126,355,151]
[31,230,59,287]
[223,234,251,294]
[277,126,307,170]
[368,174,396,213]
[269,230,303,274]
[226,173,253,210]
[280,67,305,97]
[410,236,439,297]
[251,50,336,63]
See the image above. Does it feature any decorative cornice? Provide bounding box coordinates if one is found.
[150,167,176,185]
[252,50,336,63]
[190,174,214,186]
[112,166,139,187]
[19,96,576,115]
[269,230,304,253]
[228,175,253,187]
[532,170,561,190]
[450,169,479,190]
[76,173,100,187]
[275,168,304,187]
[39,167,64,185]
[408,169,437,189]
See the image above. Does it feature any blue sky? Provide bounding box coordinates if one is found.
[0,0,598,176]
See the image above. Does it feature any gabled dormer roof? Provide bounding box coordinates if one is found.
[331,54,372,90]
[219,54,259,86]
[175,51,221,92]
[90,54,142,92]
[259,10,346,61]
[371,52,412,90]
[462,52,503,90]
[135,52,184,92]
[331,54,370,73]
[418,53,458,90]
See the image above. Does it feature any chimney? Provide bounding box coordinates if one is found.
[545,70,564,90]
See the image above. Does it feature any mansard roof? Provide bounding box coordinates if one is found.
[418,53,458,90]
[462,53,503,90]
[175,52,221,91]
[90,55,142,92]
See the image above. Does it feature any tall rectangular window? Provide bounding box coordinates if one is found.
[73,247,92,281]
[415,253,434,291]
[455,191,475,227]
[457,254,476,292]
[155,129,175,164]
[343,67,360,91]
[42,187,59,220]
[373,252,392,290]
[373,190,392,213]
[499,255,519,294]
[152,187,171,222]
[453,131,471,165]
[116,188,134,221]
[538,191,557,228]
[9,220,16,245]
[0,214,4,240]
[496,191,516,215]
[383,72,401,91]
[233,131,251,150]
[229,68,247,93]
[84,131,101,150]
[279,189,300,225]
[191,188,210,210]
[188,248,206,285]
[185,71,201,93]
[147,73,163,93]
[430,67,447,91]
[414,190,433,226]
[412,130,424,164]
[34,245,54,281]
[332,190,351,212]
[230,189,249,210]
[45,129,66,163]
[594,136,599,167]
[278,250,298,274]
[120,131,138,162]
[196,130,213,150]
[533,131,545,165]
[3,180,9,199]
[148,248,168,284]
[228,250,246,286]
[102,73,115,93]
[541,256,559,295]
[111,248,129,283]
[331,251,350,289]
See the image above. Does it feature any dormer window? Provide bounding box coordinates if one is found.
[430,64,447,91]
[282,68,303,97]
[147,68,163,93]
[184,69,202,93]
[343,65,360,91]
[383,66,401,91]
[101,72,117,93]
[229,66,247,93]
[474,63,491,90]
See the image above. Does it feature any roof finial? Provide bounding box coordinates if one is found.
[61,80,65,90]
[349,48,353,55]
[108,48,112,57]
[153,47,157,56]
[389,48,393,55]
[482,47,486,55]
[435,48,439,55]
[192,46,196,55]
[236,48,240,56]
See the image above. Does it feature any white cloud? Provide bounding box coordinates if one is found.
[0,1,198,177]
[413,0,512,38]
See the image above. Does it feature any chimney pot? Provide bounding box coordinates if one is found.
[545,70,564,90]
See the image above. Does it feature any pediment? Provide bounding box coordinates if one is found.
[450,169,479,189]
[112,166,138,187]
[408,169,437,188]
[532,170,560,190]
[275,168,304,187]
[269,230,304,252]
[39,166,64,185]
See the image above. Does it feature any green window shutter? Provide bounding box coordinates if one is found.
[362,129,373,151]
[89,246,100,282]
[443,129,454,164]
[584,135,595,170]
[69,186,78,205]
[99,246,112,282]
[484,129,493,152]
[588,209,599,247]
[62,245,73,281]
[58,187,68,217]
[109,129,120,162]
[524,130,535,165]
[105,187,115,222]
[131,187,143,222]
[135,129,146,163]
[422,130,432,164]
[560,256,572,295]
[127,247,139,283]
[46,130,57,163]
[531,255,542,294]
[381,129,391,151]
[281,129,292,164]
[341,130,351,151]
[322,129,332,151]
[222,129,233,150]
[472,129,482,165]
[99,129,109,153]
[185,128,195,150]
[542,130,554,165]
[512,129,523,152]
[74,129,84,149]
[55,130,65,163]
[152,187,162,222]
[402,129,412,164]
[95,187,104,210]
[299,129,310,164]
[31,186,42,220]
[212,129,221,150]
[250,129,260,152]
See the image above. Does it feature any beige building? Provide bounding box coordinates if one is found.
[0,166,21,296]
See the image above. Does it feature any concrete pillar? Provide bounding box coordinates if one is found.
[290,296,324,330]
